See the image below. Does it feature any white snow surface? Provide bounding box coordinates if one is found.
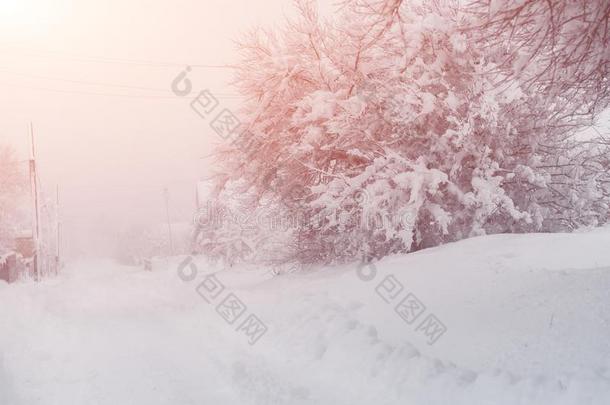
[1,227,610,404]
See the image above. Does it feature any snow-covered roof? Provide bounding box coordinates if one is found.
[0,251,14,266]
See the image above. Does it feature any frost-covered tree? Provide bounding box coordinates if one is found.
[467,0,610,128]
[199,0,610,266]
[0,145,27,251]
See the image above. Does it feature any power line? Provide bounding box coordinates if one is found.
[1,81,244,100]
[50,179,200,191]
[3,82,178,99]
[0,44,236,69]
[0,67,172,93]
[0,68,244,97]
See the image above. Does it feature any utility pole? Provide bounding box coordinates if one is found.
[29,123,42,281]
[55,184,61,274]
[164,187,175,255]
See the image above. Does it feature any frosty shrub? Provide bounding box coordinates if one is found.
[197,0,610,266]
[0,145,27,251]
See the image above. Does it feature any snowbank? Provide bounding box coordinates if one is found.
[0,228,609,404]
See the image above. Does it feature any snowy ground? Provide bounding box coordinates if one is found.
[1,228,610,404]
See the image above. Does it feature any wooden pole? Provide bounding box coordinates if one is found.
[55,184,60,274]
[29,123,41,281]
[164,187,174,255]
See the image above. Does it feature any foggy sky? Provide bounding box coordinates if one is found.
[0,0,335,257]
[1,0,606,258]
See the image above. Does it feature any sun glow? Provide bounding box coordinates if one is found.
[0,0,67,38]
[0,0,31,23]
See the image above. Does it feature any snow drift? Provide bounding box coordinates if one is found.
[0,227,609,404]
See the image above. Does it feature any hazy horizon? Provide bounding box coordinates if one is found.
[0,0,335,257]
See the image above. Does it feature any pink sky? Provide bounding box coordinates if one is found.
[2,0,606,257]
[0,0,337,256]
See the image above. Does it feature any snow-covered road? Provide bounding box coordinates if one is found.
[1,228,610,404]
